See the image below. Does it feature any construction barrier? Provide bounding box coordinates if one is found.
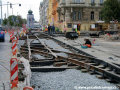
[12,38,18,56]
[10,34,15,42]
[10,57,18,89]
[5,30,7,34]
[23,86,34,90]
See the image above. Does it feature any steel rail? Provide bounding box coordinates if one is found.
[57,55,120,83]
[19,32,120,85]
[27,35,32,61]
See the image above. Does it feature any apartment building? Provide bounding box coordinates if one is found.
[39,0,49,28]
[57,0,106,31]
[52,0,59,27]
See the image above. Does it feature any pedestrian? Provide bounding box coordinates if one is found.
[64,27,67,34]
[52,25,55,34]
[48,24,51,35]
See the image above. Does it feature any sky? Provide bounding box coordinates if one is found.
[1,0,43,21]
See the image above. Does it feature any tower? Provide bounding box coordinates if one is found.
[27,10,34,29]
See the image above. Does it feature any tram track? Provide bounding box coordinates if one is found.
[19,32,120,88]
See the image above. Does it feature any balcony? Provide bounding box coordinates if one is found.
[91,3,96,6]
[60,2,66,6]
[60,2,86,8]
[99,3,103,6]
[59,2,103,8]
[70,1,85,4]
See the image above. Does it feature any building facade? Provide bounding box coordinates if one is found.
[39,2,43,26]
[39,0,49,28]
[47,0,53,25]
[52,0,59,27]
[57,0,106,31]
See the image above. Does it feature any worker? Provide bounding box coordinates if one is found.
[45,27,48,32]
[48,24,51,35]
[52,25,55,34]
[84,39,92,48]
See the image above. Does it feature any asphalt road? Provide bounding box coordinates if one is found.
[0,33,11,90]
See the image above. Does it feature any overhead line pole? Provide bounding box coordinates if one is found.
[0,0,2,25]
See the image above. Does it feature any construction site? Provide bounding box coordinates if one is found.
[0,28,120,90]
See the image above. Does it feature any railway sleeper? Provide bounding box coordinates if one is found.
[67,62,78,67]
[31,58,54,61]
[26,34,120,83]
[81,69,88,73]
[53,62,67,67]
[30,45,44,48]
[96,69,120,83]
[76,66,85,71]
[95,75,105,79]
[113,69,120,75]
[89,70,98,75]
[73,61,120,83]
[116,84,120,89]
[105,78,119,84]
[30,60,55,67]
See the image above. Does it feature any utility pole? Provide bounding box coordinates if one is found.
[7,2,9,18]
[12,8,13,15]
[0,0,2,25]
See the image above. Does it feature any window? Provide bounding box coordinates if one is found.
[67,23,72,28]
[100,0,103,4]
[73,12,76,21]
[99,12,102,20]
[91,11,94,20]
[73,0,84,3]
[91,0,95,4]
[62,0,65,4]
[75,0,80,3]
[78,12,81,20]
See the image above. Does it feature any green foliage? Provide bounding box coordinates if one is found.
[2,19,8,25]
[2,15,27,27]
[101,0,120,23]
[55,27,59,31]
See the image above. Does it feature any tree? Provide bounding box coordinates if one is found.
[2,15,27,27]
[3,19,8,25]
[101,0,120,23]
[8,15,15,26]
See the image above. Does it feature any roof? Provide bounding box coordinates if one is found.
[28,10,33,14]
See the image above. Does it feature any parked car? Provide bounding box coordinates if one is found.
[65,32,78,39]
[0,26,5,42]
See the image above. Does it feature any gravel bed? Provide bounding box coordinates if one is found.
[31,69,118,90]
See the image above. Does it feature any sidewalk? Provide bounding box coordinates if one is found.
[55,36,120,66]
